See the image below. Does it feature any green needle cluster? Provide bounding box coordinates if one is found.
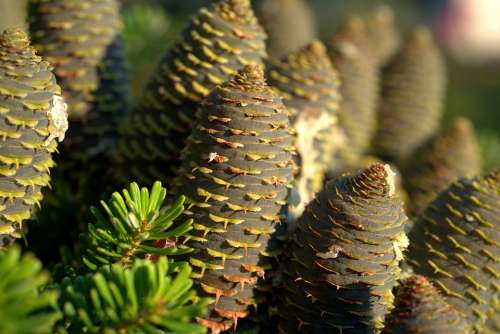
[81,181,194,271]
[0,246,61,334]
[57,257,211,334]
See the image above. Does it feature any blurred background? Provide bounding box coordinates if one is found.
[1,0,498,170]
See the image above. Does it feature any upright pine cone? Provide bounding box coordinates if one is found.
[374,27,446,163]
[365,5,401,66]
[176,65,294,333]
[382,275,470,334]
[327,16,379,170]
[28,0,124,123]
[79,35,129,157]
[278,163,408,333]
[403,117,481,215]
[118,0,266,185]
[255,0,317,60]
[267,40,341,219]
[408,171,500,331]
[0,29,68,247]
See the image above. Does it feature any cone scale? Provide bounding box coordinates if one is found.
[267,40,341,219]
[176,65,293,333]
[327,17,379,170]
[374,27,446,163]
[409,171,500,331]
[278,163,408,333]
[365,5,401,67]
[118,0,267,185]
[29,0,124,124]
[383,275,470,334]
[0,29,68,247]
[403,117,481,215]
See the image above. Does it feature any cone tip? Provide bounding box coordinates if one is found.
[343,15,366,31]
[238,64,264,81]
[0,28,30,49]
[450,117,473,134]
[357,163,397,197]
[287,40,328,62]
[227,64,267,91]
[372,4,395,23]
[412,26,433,44]
[305,40,327,56]
[217,0,251,13]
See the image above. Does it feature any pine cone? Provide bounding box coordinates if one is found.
[76,35,129,158]
[118,0,267,185]
[175,65,293,333]
[383,275,470,333]
[327,17,379,170]
[278,163,408,333]
[408,171,500,331]
[374,27,446,163]
[267,40,341,219]
[27,0,128,260]
[29,0,123,123]
[255,0,317,60]
[0,28,68,247]
[403,117,481,215]
[365,5,401,66]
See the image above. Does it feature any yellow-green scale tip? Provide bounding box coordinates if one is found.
[215,0,253,21]
[226,64,267,92]
[0,28,30,49]
[411,26,434,46]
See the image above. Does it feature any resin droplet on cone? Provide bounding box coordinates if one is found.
[267,40,341,221]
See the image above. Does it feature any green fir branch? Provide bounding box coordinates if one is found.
[81,181,193,271]
[0,246,61,334]
[56,257,211,333]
